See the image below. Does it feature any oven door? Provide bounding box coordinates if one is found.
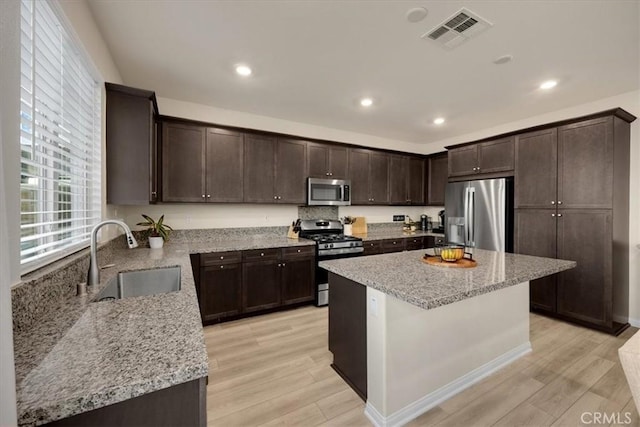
[315,250,363,306]
[308,178,351,206]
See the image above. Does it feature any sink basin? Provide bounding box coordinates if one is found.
[94,266,181,302]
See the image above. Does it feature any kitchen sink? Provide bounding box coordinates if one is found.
[94,266,181,302]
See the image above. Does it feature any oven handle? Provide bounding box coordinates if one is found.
[318,247,364,257]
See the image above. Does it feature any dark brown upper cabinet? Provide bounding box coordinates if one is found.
[162,121,207,202]
[307,142,349,179]
[105,83,158,205]
[162,121,243,203]
[515,128,558,209]
[349,149,390,205]
[427,152,448,206]
[244,134,307,203]
[558,117,614,209]
[389,155,425,205]
[448,136,515,179]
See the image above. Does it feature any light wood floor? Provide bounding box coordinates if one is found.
[204,306,639,426]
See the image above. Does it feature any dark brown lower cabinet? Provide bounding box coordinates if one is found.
[515,209,558,313]
[381,238,406,253]
[200,262,242,322]
[405,236,424,251]
[363,241,382,255]
[328,272,367,400]
[281,257,316,305]
[556,209,613,328]
[196,247,315,324]
[242,259,281,313]
[47,377,206,427]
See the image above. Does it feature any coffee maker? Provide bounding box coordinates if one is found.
[432,210,445,233]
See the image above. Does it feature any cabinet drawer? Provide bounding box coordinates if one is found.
[243,248,280,261]
[363,241,383,256]
[282,245,315,259]
[201,251,242,266]
[405,236,424,251]
[381,238,406,253]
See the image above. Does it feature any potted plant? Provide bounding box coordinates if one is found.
[137,214,173,249]
[341,216,356,236]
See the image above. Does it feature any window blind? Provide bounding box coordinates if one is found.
[20,0,102,272]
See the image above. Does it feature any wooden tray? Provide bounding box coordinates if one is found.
[422,256,477,268]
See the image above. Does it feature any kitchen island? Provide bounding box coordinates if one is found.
[319,249,576,427]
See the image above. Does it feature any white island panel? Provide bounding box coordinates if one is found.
[366,282,530,427]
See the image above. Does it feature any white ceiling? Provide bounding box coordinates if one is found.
[87,0,640,145]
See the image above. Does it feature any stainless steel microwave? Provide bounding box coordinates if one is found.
[307,178,351,206]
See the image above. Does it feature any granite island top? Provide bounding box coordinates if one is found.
[13,236,315,426]
[319,249,576,311]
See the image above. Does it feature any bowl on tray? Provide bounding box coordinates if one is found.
[433,245,465,262]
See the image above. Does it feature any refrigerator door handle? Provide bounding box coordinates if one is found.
[464,187,471,245]
[469,188,475,246]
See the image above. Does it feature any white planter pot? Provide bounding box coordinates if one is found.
[149,236,164,249]
[343,224,353,236]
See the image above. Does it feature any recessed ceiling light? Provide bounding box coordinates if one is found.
[493,54,513,65]
[360,98,373,107]
[539,80,557,90]
[406,7,428,23]
[433,117,445,125]
[235,65,252,76]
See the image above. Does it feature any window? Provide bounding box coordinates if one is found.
[20,0,101,272]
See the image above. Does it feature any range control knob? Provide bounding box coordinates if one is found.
[329,243,334,248]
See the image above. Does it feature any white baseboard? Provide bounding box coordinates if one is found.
[364,342,532,427]
[629,317,640,328]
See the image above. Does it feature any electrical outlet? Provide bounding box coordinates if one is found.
[393,215,405,222]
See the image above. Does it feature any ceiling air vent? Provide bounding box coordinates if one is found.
[422,8,493,50]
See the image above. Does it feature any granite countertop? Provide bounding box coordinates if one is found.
[13,236,314,426]
[352,229,445,241]
[319,249,576,311]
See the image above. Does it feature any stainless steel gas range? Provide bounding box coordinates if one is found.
[298,219,364,306]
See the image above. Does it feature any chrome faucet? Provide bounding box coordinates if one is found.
[86,220,138,287]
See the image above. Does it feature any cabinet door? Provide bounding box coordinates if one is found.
[328,146,349,179]
[200,263,242,322]
[369,152,390,204]
[556,210,612,327]
[477,137,515,174]
[515,209,558,313]
[389,155,409,205]
[558,117,613,209]
[348,149,371,204]
[281,257,315,305]
[408,157,425,205]
[206,128,243,202]
[307,143,330,178]
[162,122,206,202]
[244,133,276,203]
[448,145,478,177]
[242,260,281,312]
[515,128,557,208]
[275,138,307,203]
[106,86,156,205]
[427,153,448,206]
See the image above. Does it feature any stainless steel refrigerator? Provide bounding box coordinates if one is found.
[444,178,514,252]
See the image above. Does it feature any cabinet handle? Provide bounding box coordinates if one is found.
[552,213,556,217]
[151,191,157,197]
[325,172,330,176]
[207,194,211,198]
[477,167,480,172]
[557,201,562,205]
[557,213,563,217]
[220,256,224,260]
[329,172,333,176]
[274,196,278,199]
[393,241,397,245]
[282,263,286,267]
[297,249,301,253]
[277,263,281,267]
[220,265,224,269]
[551,201,555,205]
[202,194,205,198]
[278,196,282,200]
[260,252,264,256]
